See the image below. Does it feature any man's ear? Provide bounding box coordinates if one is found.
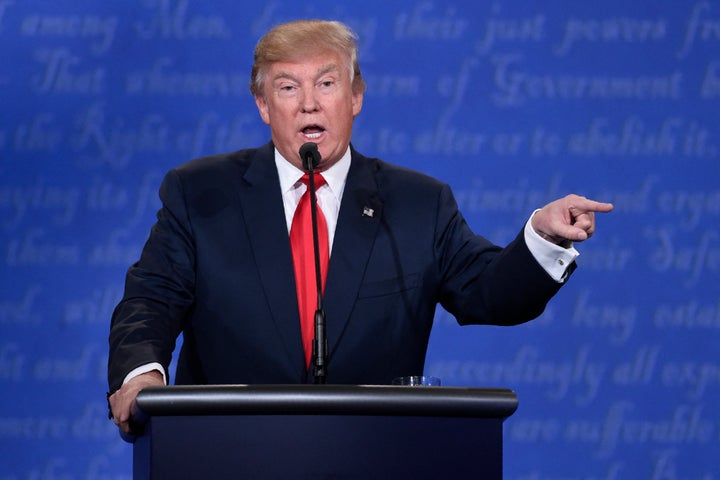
[352,90,363,117]
[255,95,270,125]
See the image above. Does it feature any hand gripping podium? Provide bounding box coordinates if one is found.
[132,384,518,479]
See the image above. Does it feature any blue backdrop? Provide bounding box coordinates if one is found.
[1,1,718,478]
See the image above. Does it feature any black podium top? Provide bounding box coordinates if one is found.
[135,384,518,419]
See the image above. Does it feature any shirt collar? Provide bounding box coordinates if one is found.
[274,146,351,200]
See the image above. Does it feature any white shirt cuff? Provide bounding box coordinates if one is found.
[122,362,167,385]
[524,210,579,282]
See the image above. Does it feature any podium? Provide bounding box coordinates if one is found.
[132,384,518,479]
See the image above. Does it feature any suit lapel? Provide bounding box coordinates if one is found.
[237,144,306,376]
[323,151,383,359]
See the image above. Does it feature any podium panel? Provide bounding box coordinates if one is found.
[132,385,518,479]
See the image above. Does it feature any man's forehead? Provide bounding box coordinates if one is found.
[270,61,343,81]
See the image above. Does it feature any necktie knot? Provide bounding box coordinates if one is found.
[300,173,326,189]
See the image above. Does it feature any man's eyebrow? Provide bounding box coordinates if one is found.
[316,63,341,77]
[272,71,298,83]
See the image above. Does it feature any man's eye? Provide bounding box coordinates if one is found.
[276,84,297,97]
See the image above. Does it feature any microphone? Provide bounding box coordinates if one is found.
[298,142,328,384]
[299,142,321,171]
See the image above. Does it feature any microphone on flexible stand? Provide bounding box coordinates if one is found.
[298,142,328,384]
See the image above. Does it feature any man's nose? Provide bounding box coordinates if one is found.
[299,86,320,112]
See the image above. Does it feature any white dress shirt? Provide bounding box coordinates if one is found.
[275,147,350,254]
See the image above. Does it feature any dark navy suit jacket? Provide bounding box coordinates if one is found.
[108,142,567,392]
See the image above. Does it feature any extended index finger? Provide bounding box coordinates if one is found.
[569,197,614,214]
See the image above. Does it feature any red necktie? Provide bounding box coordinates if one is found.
[290,173,329,368]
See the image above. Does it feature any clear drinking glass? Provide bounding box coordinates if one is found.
[391,376,441,386]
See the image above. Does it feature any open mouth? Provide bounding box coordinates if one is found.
[301,124,325,140]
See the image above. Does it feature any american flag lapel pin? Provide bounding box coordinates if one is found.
[362,206,375,218]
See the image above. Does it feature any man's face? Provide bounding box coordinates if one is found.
[255,51,363,171]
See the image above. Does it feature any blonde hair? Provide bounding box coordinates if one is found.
[250,19,366,97]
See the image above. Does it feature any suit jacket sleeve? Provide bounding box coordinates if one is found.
[108,168,195,393]
[434,182,567,326]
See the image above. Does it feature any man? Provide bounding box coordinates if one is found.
[108,19,613,434]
